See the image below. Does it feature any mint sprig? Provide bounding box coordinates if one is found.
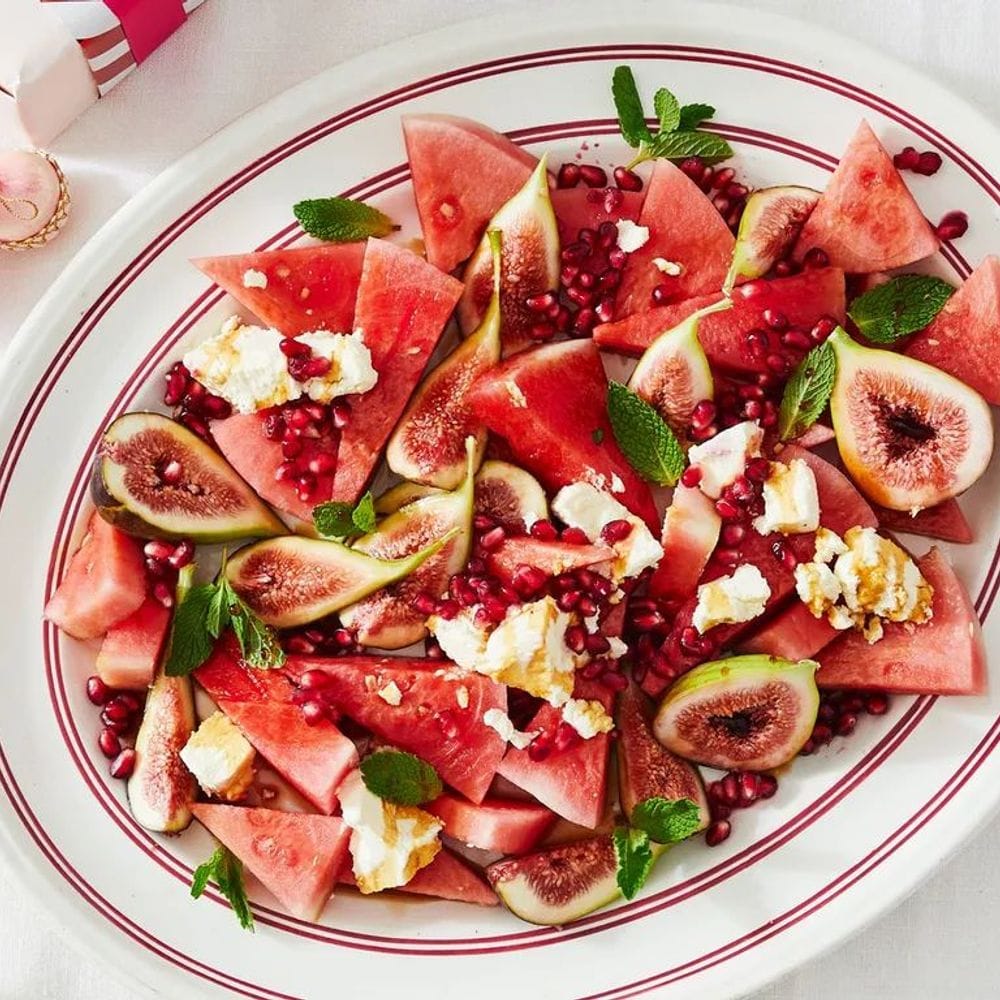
[191,845,254,932]
[607,381,686,486]
[313,491,377,538]
[777,340,837,442]
[613,826,655,900]
[847,274,955,345]
[360,750,442,806]
[611,67,732,170]
[293,196,398,243]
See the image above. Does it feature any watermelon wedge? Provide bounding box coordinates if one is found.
[739,600,839,661]
[338,848,498,905]
[648,485,722,602]
[428,793,556,854]
[496,679,613,829]
[45,513,147,640]
[874,498,973,544]
[284,655,507,803]
[792,121,939,272]
[551,187,645,246]
[194,640,294,703]
[191,803,350,922]
[403,114,538,273]
[331,239,464,503]
[613,159,735,316]
[468,340,660,531]
[905,256,1000,405]
[593,267,847,369]
[194,244,365,335]
[95,597,171,690]
[816,548,986,695]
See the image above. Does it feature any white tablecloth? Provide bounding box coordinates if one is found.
[2,1,999,996]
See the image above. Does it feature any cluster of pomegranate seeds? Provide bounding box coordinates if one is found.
[278,336,332,382]
[283,618,359,657]
[291,668,341,726]
[527,720,582,762]
[704,769,779,846]
[678,157,749,232]
[799,689,890,754]
[556,162,644,192]
[143,537,194,607]
[162,361,231,442]
[893,146,943,176]
[556,218,627,336]
[261,398,346,504]
[85,675,142,779]
[935,210,969,241]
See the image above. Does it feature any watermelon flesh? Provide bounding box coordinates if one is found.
[191,803,350,922]
[45,513,147,640]
[739,600,839,661]
[195,640,294,703]
[427,792,556,854]
[487,537,615,584]
[331,239,464,502]
[550,187,645,245]
[593,267,847,370]
[194,244,365,336]
[874,498,973,544]
[284,655,507,803]
[469,340,660,532]
[648,485,721,601]
[816,548,986,695]
[613,159,735,315]
[95,597,171,689]
[403,114,537,274]
[792,120,939,272]
[905,256,1000,405]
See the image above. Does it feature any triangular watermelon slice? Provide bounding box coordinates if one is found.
[613,159,735,316]
[468,340,660,531]
[193,244,365,335]
[194,640,295,704]
[284,655,507,804]
[95,597,171,690]
[191,804,350,922]
[873,498,973,544]
[739,600,839,661]
[338,848,498,905]
[496,678,613,829]
[905,256,1000,404]
[403,114,537,273]
[550,187,645,246]
[331,239,464,503]
[792,121,939,272]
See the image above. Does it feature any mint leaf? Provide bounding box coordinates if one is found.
[351,491,377,533]
[229,596,285,671]
[204,583,231,640]
[678,103,715,130]
[313,492,376,538]
[847,274,955,344]
[293,196,397,243]
[777,340,837,441]
[164,583,216,677]
[607,381,686,486]
[360,750,442,806]
[646,130,733,163]
[612,65,652,148]
[613,826,654,901]
[632,797,703,844]
[191,845,254,932]
[653,87,680,133]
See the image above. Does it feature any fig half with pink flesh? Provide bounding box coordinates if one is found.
[474,459,548,533]
[94,412,286,542]
[828,327,993,512]
[654,654,819,772]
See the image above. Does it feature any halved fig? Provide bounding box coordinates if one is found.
[723,185,820,293]
[226,529,457,628]
[458,157,560,356]
[828,328,994,511]
[618,683,710,832]
[93,412,285,541]
[653,654,819,771]
[474,460,549,533]
[628,300,729,438]
[339,442,474,648]
[374,481,443,515]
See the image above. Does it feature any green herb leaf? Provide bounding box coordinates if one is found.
[360,749,442,806]
[632,797,703,844]
[313,491,377,538]
[191,845,255,932]
[612,65,653,148]
[293,196,398,243]
[613,826,655,901]
[645,130,733,164]
[351,491,377,533]
[777,340,837,441]
[164,584,217,677]
[847,274,955,344]
[652,87,680,133]
[591,427,605,445]
[607,381,686,486]
[230,597,286,671]
[678,102,716,130]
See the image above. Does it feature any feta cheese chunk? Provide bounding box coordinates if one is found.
[338,770,442,895]
[794,561,842,618]
[242,268,267,288]
[616,219,650,252]
[813,527,848,564]
[607,636,629,659]
[426,609,488,672]
[561,698,614,739]
[377,681,403,706]
[652,257,683,276]
[692,564,771,634]
[687,421,764,499]
[552,481,663,579]
[483,708,536,749]
[179,711,255,802]
[297,330,378,403]
[753,459,820,536]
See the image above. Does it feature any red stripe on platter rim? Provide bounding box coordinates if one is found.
[0,42,991,999]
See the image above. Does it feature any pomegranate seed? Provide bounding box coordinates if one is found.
[914,151,942,176]
[411,592,438,616]
[98,729,121,759]
[765,353,790,375]
[680,627,702,652]
[771,540,797,570]
[706,820,731,846]
[935,210,968,241]
[144,539,173,561]
[152,581,174,608]
[167,540,194,570]
[579,164,608,188]
[285,636,315,655]
[528,735,551,762]
[781,329,814,351]
[163,366,189,407]
[737,279,769,301]
[613,165,643,191]
[893,145,920,170]
[557,162,582,188]
[554,721,581,751]
[812,723,833,745]
[772,259,797,277]
[308,453,337,475]
[262,411,286,439]
[689,423,718,443]
[738,772,759,804]
[109,748,136,780]
[715,499,741,520]
[558,590,582,613]
[651,284,672,306]
[201,395,232,420]
[597,221,618,248]
[602,188,625,214]
[843,694,866,714]
[743,400,763,420]
[690,399,717,430]
[560,526,590,546]
[297,670,330,692]
[586,634,611,655]
[595,296,615,324]
[526,291,557,313]
[811,317,837,343]
[530,519,558,541]
[721,523,745,546]
[159,459,183,485]
[512,564,548,597]
[680,465,703,488]
[302,701,328,726]
[745,329,770,359]
[866,692,889,715]
[727,182,749,199]
[757,773,778,799]
[803,247,829,268]
[836,713,858,737]
[630,610,664,632]
[607,247,627,270]
[86,676,110,706]
[280,337,311,359]
[572,307,596,334]
[425,640,444,659]
[331,401,351,428]
[479,526,506,551]
[760,400,779,428]
[601,519,632,544]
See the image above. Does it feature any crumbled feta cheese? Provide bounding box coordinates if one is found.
[552,481,663,580]
[377,681,403,706]
[179,711,255,802]
[862,617,884,644]
[242,268,267,289]
[616,219,650,253]
[692,564,771,634]
[813,527,848,564]
[610,473,626,494]
[607,636,629,659]
[687,421,763,499]
[584,613,601,634]
[504,379,528,408]
[652,257,683,276]
[455,685,470,710]
[794,561,842,618]
[297,329,378,403]
[561,698,614,739]
[426,609,489,672]
[827,604,855,630]
[482,708,536,749]
[338,770,442,894]
[753,459,820,536]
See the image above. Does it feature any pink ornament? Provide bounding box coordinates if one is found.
[0,150,70,250]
